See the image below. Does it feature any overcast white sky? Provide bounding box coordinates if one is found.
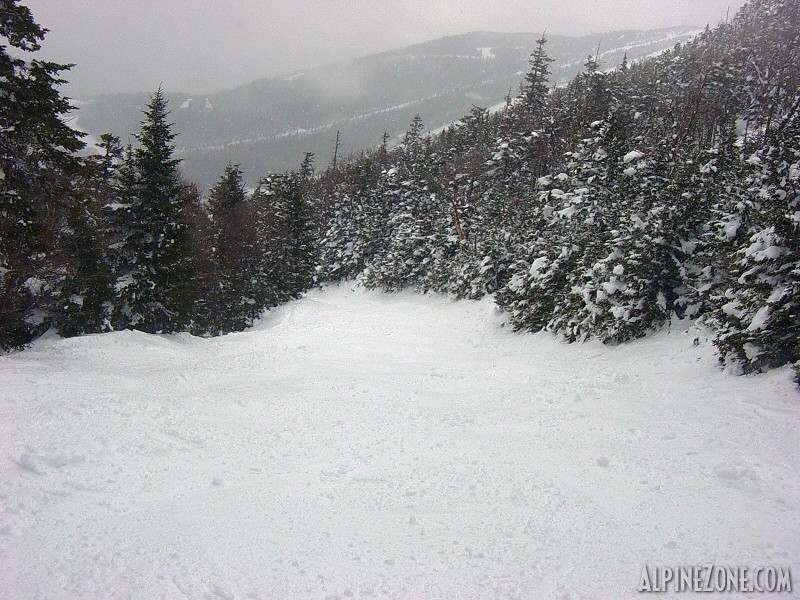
[24,0,747,98]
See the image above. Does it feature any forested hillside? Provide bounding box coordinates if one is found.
[0,0,797,384]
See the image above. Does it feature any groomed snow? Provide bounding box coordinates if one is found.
[1,286,798,599]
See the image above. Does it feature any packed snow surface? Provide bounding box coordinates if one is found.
[1,286,798,599]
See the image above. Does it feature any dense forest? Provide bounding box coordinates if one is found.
[1,0,798,383]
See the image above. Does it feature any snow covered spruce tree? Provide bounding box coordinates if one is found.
[363,115,438,291]
[416,114,493,297]
[114,88,196,333]
[51,133,130,338]
[474,37,555,297]
[199,163,264,334]
[317,152,389,282]
[513,34,554,187]
[440,106,501,299]
[694,0,800,378]
[709,109,800,374]
[495,54,625,339]
[255,172,316,300]
[0,0,89,348]
[51,172,115,338]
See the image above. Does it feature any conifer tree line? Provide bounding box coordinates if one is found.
[1,0,798,384]
[1,0,315,344]
[311,0,799,382]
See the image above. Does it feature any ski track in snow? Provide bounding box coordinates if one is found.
[0,286,798,599]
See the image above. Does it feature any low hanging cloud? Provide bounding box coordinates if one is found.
[24,0,746,98]
[308,61,371,102]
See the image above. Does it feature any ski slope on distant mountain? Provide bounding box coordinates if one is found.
[1,286,798,599]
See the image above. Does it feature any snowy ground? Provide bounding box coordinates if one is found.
[1,286,798,599]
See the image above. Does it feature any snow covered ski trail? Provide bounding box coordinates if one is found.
[1,286,798,599]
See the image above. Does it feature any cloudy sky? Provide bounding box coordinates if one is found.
[25,0,746,98]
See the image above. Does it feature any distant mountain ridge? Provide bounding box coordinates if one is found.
[74,26,700,190]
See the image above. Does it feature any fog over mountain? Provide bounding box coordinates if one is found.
[26,0,745,97]
[74,27,702,190]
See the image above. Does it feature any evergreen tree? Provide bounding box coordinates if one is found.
[364,116,437,290]
[300,152,315,181]
[0,0,87,348]
[203,163,263,333]
[97,133,123,181]
[711,108,800,373]
[258,172,316,298]
[520,35,554,132]
[318,154,386,282]
[52,183,114,338]
[54,132,126,338]
[119,88,195,333]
